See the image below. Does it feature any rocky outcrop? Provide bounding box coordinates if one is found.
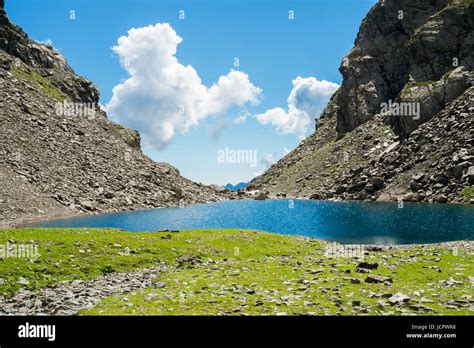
[251,0,474,204]
[0,2,99,104]
[335,87,474,204]
[391,66,472,137]
[0,265,169,315]
[0,1,224,227]
[335,0,473,136]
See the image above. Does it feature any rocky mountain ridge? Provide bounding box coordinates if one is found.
[0,1,224,227]
[250,0,474,204]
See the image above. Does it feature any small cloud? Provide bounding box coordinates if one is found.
[255,76,339,138]
[260,153,276,169]
[254,147,293,178]
[209,109,251,141]
[233,110,250,125]
[36,38,57,50]
[98,103,107,112]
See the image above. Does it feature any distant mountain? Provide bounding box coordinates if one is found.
[225,182,248,191]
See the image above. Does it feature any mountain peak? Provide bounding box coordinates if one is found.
[251,0,474,204]
[0,3,225,226]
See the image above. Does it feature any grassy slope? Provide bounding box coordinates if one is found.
[11,64,69,102]
[0,228,472,315]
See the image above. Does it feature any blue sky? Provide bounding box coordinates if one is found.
[7,0,375,185]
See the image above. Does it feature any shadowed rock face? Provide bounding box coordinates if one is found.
[251,0,474,204]
[0,1,224,226]
[333,0,473,136]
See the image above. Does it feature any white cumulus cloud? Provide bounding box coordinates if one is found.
[255,76,339,138]
[106,23,262,150]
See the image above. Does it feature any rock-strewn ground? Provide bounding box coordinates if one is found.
[1,228,472,316]
[0,265,168,315]
[250,0,474,204]
[0,2,226,227]
[250,87,474,204]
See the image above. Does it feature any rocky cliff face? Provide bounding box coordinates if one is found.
[0,2,223,227]
[251,0,474,204]
[335,0,473,136]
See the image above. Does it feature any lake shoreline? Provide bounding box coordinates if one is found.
[11,195,474,227]
[20,198,474,245]
[9,197,472,245]
[5,196,235,229]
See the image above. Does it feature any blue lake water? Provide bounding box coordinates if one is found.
[28,199,474,244]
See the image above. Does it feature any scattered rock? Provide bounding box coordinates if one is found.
[388,293,410,305]
[372,177,384,189]
[17,277,29,285]
[355,267,370,273]
[408,304,436,313]
[365,274,392,284]
[1,265,167,315]
[335,185,347,195]
[466,166,474,184]
[154,282,166,289]
[357,261,379,270]
[343,276,361,284]
[254,191,268,200]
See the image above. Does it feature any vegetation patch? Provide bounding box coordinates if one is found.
[1,228,471,316]
[11,66,69,102]
[461,186,473,199]
[83,240,473,316]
